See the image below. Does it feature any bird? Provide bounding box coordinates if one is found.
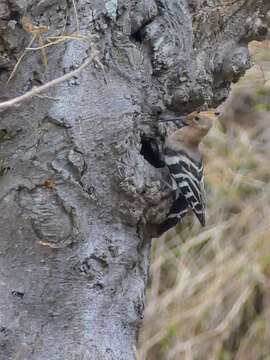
[157,110,220,234]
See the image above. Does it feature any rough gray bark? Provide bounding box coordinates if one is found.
[0,1,269,359]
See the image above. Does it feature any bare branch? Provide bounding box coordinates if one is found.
[0,52,98,111]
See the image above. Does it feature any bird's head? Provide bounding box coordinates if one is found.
[159,110,220,129]
[161,110,220,147]
[187,110,220,134]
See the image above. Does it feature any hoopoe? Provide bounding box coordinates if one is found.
[157,110,220,234]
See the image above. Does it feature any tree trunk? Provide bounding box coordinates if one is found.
[0,1,269,359]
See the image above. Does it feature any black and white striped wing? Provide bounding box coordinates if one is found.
[165,150,206,226]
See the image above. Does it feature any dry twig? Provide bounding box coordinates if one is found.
[8,17,49,83]
[72,0,80,34]
[1,52,98,110]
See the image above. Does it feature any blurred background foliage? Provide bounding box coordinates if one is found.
[138,40,270,360]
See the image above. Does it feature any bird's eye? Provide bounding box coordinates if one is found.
[194,116,200,121]
[215,112,220,116]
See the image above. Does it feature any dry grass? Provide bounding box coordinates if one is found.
[138,41,270,360]
[7,1,90,83]
[2,5,104,110]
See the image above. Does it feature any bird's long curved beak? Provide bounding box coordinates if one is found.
[159,116,189,126]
